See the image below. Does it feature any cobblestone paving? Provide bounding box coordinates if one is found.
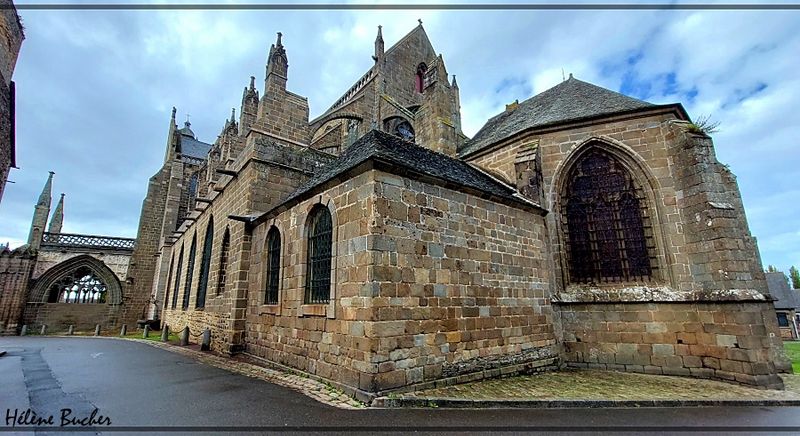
[127,338,366,409]
[405,369,800,401]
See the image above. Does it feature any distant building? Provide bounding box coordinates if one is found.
[0,0,25,204]
[766,272,800,340]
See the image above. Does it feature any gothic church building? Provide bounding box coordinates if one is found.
[129,24,788,399]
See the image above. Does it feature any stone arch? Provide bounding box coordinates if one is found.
[383,115,415,142]
[549,136,670,286]
[296,196,338,318]
[30,255,123,305]
[309,112,364,141]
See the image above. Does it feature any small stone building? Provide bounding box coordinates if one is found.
[766,272,800,340]
[128,24,789,400]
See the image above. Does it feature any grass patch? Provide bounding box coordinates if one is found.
[784,342,800,373]
[122,331,181,343]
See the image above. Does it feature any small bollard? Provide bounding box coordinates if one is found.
[68,325,74,335]
[40,325,47,335]
[161,325,170,342]
[143,325,150,339]
[94,324,101,336]
[120,324,127,336]
[180,327,189,346]
[201,328,211,351]
[20,325,27,336]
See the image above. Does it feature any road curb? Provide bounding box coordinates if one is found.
[375,397,800,409]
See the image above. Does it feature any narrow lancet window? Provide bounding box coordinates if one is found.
[265,227,281,305]
[196,218,214,308]
[305,206,333,304]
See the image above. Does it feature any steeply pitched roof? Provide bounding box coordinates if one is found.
[766,272,800,310]
[254,129,542,225]
[766,272,800,309]
[459,76,659,157]
[180,136,212,160]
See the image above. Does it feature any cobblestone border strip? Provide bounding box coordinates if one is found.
[376,397,800,409]
[118,338,367,410]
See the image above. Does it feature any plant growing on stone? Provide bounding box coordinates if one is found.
[685,114,720,136]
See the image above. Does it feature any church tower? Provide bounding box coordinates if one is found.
[27,171,53,250]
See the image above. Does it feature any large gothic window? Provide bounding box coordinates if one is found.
[171,246,184,310]
[47,266,108,304]
[265,227,281,305]
[195,218,214,309]
[305,206,333,304]
[182,235,197,310]
[561,148,654,284]
[216,228,230,295]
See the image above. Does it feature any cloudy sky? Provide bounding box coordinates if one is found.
[1,2,798,272]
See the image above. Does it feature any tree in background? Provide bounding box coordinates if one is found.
[767,265,778,273]
[790,266,800,290]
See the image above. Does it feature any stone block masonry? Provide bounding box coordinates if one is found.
[559,301,788,389]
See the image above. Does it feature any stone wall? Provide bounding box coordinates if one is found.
[0,0,23,204]
[0,247,35,335]
[160,138,331,353]
[559,301,788,389]
[32,250,130,282]
[467,109,787,387]
[245,168,557,397]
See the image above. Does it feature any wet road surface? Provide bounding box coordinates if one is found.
[2,336,800,434]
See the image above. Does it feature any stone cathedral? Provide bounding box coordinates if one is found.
[2,23,790,400]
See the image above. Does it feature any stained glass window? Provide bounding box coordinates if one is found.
[562,148,654,283]
[216,228,230,295]
[196,219,214,308]
[265,227,281,305]
[305,206,333,304]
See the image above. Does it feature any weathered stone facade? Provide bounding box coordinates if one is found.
[130,23,788,400]
[0,173,135,334]
[0,0,24,204]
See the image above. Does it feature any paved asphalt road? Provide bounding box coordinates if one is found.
[2,337,800,435]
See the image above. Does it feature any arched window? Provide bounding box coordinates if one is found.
[163,254,175,311]
[561,148,654,283]
[171,246,184,310]
[216,228,230,295]
[265,226,281,305]
[415,63,427,93]
[305,205,333,304]
[47,266,108,304]
[182,234,197,310]
[196,218,214,308]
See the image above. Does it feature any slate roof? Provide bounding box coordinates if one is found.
[459,76,657,157]
[256,129,540,224]
[766,272,800,310]
[179,136,212,160]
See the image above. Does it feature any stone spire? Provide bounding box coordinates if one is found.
[28,171,54,249]
[373,25,384,61]
[240,76,259,135]
[265,32,288,88]
[48,193,64,234]
[164,106,178,162]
